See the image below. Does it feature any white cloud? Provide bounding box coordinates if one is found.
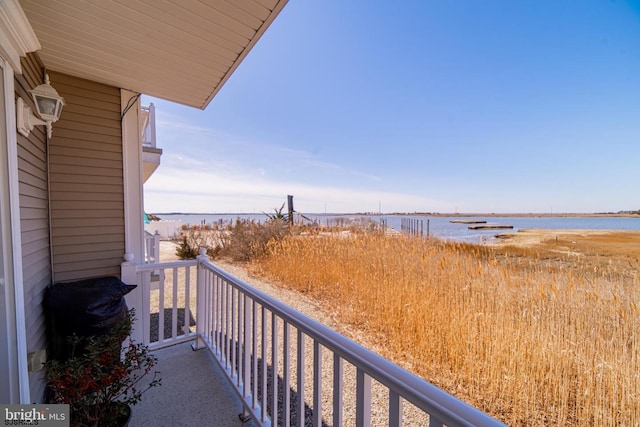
[155,108,382,181]
[144,166,448,213]
[146,103,446,213]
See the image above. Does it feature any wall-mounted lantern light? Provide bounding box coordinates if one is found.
[17,74,65,138]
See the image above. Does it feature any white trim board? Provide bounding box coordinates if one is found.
[0,0,40,73]
[121,89,145,344]
[0,53,30,403]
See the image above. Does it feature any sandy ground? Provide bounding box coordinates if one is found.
[492,228,640,280]
[494,228,640,250]
[493,228,640,259]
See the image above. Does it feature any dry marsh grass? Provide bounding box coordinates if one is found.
[253,233,640,426]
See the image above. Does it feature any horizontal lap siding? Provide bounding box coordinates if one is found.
[48,71,124,282]
[16,54,50,403]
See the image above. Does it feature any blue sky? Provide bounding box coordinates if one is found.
[143,0,640,214]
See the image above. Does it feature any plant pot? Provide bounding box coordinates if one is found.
[118,405,132,427]
[101,403,132,427]
[87,403,131,427]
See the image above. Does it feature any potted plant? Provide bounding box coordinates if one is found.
[45,309,161,427]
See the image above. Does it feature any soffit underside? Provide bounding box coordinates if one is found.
[19,0,287,109]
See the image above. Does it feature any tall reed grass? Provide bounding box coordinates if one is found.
[254,233,639,426]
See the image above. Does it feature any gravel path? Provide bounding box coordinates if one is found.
[158,241,430,426]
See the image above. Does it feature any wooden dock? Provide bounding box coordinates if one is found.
[450,220,487,224]
[468,224,514,230]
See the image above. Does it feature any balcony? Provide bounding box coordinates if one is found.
[130,342,252,426]
[140,103,162,183]
[122,246,505,427]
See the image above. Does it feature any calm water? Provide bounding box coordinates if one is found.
[155,213,640,244]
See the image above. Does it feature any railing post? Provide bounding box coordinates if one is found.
[193,248,209,351]
[121,253,144,343]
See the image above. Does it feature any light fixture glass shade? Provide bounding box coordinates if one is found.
[29,74,64,122]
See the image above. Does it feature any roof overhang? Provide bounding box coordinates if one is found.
[18,0,288,109]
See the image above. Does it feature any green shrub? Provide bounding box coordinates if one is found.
[176,219,291,262]
[175,235,198,259]
[222,218,290,262]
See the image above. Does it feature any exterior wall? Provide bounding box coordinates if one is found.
[48,71,125,282]
[12,65,125,403]
[15,53,50,402]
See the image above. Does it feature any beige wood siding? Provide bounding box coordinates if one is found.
[48,71,124,282]
[15,53,50,403]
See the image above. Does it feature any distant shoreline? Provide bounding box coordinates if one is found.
[426,212,640,218]
[153,212,640,218]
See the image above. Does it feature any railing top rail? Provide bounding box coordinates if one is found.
[136,260,198,272]
[199,258,505,427]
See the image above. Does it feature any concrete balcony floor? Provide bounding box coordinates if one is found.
[130,342,256,427]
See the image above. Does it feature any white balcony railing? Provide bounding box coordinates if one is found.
[144,230,160,264]
[140,103,156,149]
[123,251,505,427]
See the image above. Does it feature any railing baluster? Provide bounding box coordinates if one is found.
[142,270,151,344]
[232,287,237,382]
[389,389,403,427]
[252,299,258,410]
[202,270,208,346]
[356,368,372,427]
[184,265,191,338]
[283,321,291,427]
[171,267,178,339]
[210,270,216,343]
[271,313,278,426]
[153,231,160,263]
[214,275,220,352]
[158,268,165,343]
[204,271,214,348]
[215,275,221,354]
[210,273,216,350]
[429,416,444,427]
[313,341,322,427]
[221,278,225,358]
[159,266,165,311]
[201,268,208,346]
[224,280,233,372]
[238,291,243,387]
[296,330,305,427]
[333,354,343,427]
[243,293,251,398]
[261,306,268,424]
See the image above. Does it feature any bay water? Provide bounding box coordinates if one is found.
[154,213,640,244]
